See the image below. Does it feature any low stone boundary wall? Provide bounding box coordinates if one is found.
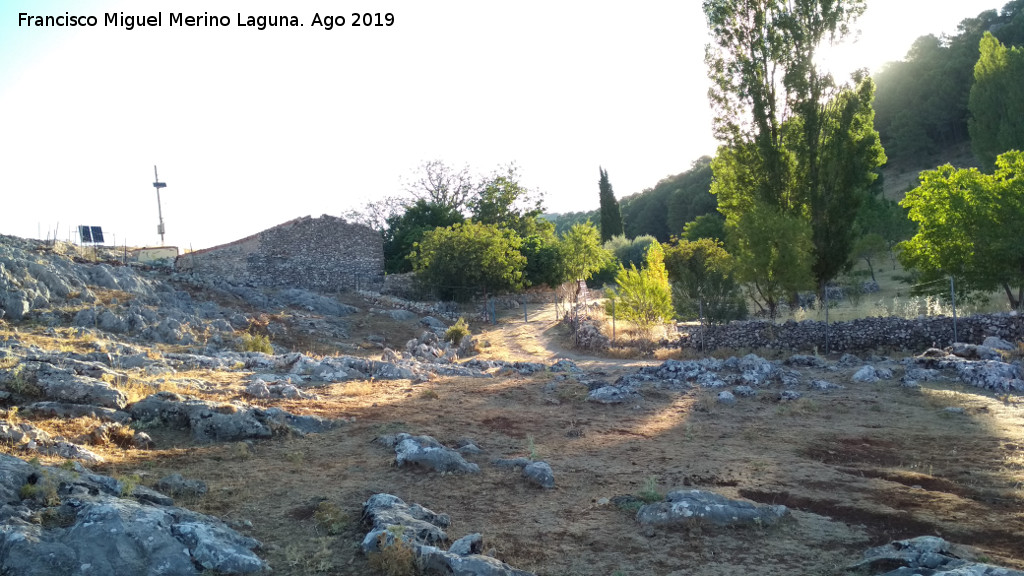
[677,313,1024,353]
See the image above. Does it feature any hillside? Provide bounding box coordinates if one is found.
[0,233,1023,575]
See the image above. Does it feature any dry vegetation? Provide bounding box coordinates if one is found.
[2,298,1023,576]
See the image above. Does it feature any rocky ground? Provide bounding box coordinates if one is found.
[1,234,1023,575]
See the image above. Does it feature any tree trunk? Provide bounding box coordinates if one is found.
[862,256,876,282]
[1002,283,1019,310]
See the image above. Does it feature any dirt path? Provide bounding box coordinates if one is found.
[471,301,654,374]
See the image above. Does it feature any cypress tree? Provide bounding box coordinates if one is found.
[598,167,623,242]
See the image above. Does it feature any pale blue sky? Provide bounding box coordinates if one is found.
[0,0,1006,249]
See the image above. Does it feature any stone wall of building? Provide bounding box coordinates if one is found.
[677,313,1024,354]
[176,215,383,292]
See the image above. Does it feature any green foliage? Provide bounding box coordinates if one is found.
[705,1,885,294]
[851,233,888,282]
[598,167,624,242]
[382,200,464,274]
[854,191,917,252]
[898,150,1024,308]
[313,501,350,536]
[118,474,141,497]
[604,234,658,271]
[969,32,1024,171]
[809,75,888,286]
[730,204,815,319]
[663,238,747,324]
[469,164,545,237]
[443,317,471,346]
[683,212,727,242]
[560,222,612,285]
[638,475,663,504]
[520,231,566,288]
[411,221,526,302]
[872,3,1024,166]
[238,333,273,354]
[546,211,597,236]
[620,158,716,241]
[605,243,674,332]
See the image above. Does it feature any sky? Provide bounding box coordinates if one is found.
[0,0,1007,250]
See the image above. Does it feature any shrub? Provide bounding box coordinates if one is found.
[444,317,470,346]
[313,501,350,536]
[368,528,417,576]
[238,333,273,354]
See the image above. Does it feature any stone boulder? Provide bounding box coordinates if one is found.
[587,385,642,404]
[129,392,335,443]
[32,366,128,409]
[636,489,789,528]
[950,342,1003,361]
[388,433,481,474]
[0,454,266,575]
[851,536,1024,576]
[361,493,535,576]
[522,461,555,489]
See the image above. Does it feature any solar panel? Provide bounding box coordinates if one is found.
[91,226,104,244]
[79,225,93,243]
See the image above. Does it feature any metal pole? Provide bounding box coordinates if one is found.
[523,296,528,323]
[154,166,166,246]
[950,276,958,344]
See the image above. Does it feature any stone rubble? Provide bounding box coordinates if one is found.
[0,453,266,575]
[361,493,536,576]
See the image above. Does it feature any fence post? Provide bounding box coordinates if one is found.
[523,296,528,323]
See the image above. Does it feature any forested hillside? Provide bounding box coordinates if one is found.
[548,1,1023,240]
[873,1,1024,168]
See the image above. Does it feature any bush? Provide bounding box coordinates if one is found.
[238,333,273,354]
[443,317,470,346]
[605,243,674,335]
[368,528,417,576]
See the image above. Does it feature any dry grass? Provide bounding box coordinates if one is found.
[2,300,1024,575]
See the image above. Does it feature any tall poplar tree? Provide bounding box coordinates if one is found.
[703,0,884,293]
[969,32,1024,171]
[598,167,623,242]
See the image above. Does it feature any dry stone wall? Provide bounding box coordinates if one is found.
[678,313,1024,353]
[176,215,383,292]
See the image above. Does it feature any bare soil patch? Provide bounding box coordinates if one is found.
[7,301,1024,575]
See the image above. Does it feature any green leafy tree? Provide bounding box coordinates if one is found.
[605,242,674,333]
[520,231,566,289]
[470,164,546,237]
[410,221,526,302]
[898,150,1024,308]
[730,203,816,319]
[807,75,887,286]
[704,0,884,295]
[382,200,464,273]
[620,158,716,241]
[603,234,658,271]
[969,32,1024,171]
[663,238,747,323]
[598,167,624,242]
[560,222,612,288]
[851,232,887,283]
[854,191,917,267]
[682,213,727,242]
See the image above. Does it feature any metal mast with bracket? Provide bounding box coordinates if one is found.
[153,165,167,246]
